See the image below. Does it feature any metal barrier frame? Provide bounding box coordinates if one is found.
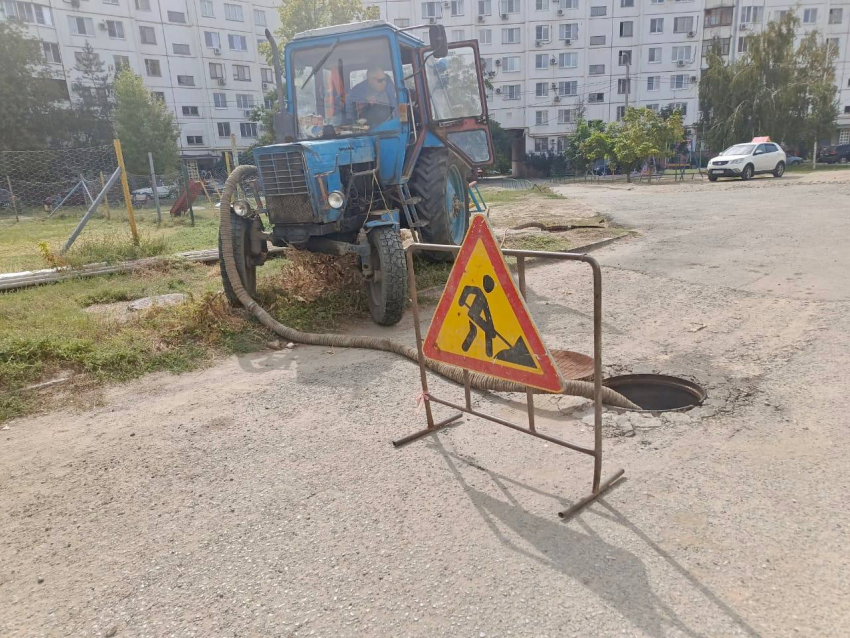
[394,242,624,519]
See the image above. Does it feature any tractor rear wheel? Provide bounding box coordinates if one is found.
[409,148,470,262]
[219,211,266,307]
[365,226,407,326]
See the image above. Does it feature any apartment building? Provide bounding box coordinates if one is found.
[2,0,280,172]
[367,0,850,158]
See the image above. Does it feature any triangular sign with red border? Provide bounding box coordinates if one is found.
[423,215,565,393]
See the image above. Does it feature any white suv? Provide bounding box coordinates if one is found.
[707,142,786,181]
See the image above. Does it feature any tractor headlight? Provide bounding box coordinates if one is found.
[327,190,345,209]
[232,199,252,217]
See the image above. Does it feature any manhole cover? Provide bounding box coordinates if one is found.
[552,350,594,381]
[603,374,706,412]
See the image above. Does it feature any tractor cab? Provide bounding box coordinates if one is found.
[220,21,493,326]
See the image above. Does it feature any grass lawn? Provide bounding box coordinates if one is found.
[786,163,850,173]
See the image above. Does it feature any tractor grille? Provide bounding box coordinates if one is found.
[267,194,315,224]
[258,150,309,196]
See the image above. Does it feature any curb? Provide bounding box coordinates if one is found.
[568,231,635,254]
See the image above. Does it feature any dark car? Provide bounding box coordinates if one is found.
[43,186,87,209]
[818,144,850,164]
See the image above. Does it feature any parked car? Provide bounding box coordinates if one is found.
[132,183,177,198]
[707,142,786,181]
[817,144,850,164]
[0,187,12,208]
[43,186,87,208]
[786,155,804,166]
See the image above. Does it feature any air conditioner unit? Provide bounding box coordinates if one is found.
[244,109,253,117]
[478,14,485,21]
[495,87,502,93]
[494,58,501,65]
[443,1,451,6]
[217,77,226,85]
[535,39,543,47]
[213,47,221,55]
[550,56,557,65]
[564,38,572,45]
[687,31,696,37]
[262,82,269,89]
[557,8,564,15]
[677,59,686,67]
[739,24,748,31]
[429,17,437,24]
[554,95,561,102]
[690,75,698,82]
[500,12,508,19]
[98,20,108,30]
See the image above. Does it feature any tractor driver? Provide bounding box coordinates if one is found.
[346,64,397,128]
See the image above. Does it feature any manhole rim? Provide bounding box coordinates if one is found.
[603,373,707,413]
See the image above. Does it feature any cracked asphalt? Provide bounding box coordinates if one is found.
[2,170,850,637]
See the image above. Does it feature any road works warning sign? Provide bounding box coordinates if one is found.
[423,215,565,393]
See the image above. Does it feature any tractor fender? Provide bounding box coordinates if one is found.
[364,209,401,230]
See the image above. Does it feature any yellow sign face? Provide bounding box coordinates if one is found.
[423,215,564,393]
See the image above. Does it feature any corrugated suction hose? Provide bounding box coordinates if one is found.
[219,165,639,409]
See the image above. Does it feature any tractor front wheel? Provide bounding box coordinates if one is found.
[219,211,266,307]
[365,226,407,326]
[409,149,470,262]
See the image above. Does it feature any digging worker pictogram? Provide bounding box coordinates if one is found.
[460,275,498,357]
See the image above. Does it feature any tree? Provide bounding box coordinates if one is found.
[699,10,838,154]
[565,114,604,174]
[580,128,614,178]
[275,0,379,49]
[113,69,179,174]
[611,107,684,182]
[251,89,279,146]
[488,120,513,174]
[70,41,114,146]
[0,22,68,150]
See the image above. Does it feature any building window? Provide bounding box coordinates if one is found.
[42,42,61,64]
[589,35,605,45]
[479,29,492,44]
[650,18,663,34]
[217,122,231,137]
[502,56,520,72]
[803,8,817,24]
[75,51,101,66]
[670,74,690,89]
[186,135,204,145]
[536,0,548,10]
[213,92,228,108]
[616,106,626,120]
[844,106,850,114]
[254,9,266,25]
[669,102,687,115]
[422,1,441,18]
[590,6,606,17]
[672,45,691,62]
[535,82,548,97]
[151,91,165,102]
[535,25,549,42]
[588,92,604,103]
[182,106,200,116]
[827,38,840,52]
[647,76,660,91]
[559,23,578,40]
[502,0,521,14]
[618,50,632,65]
[646,103,659,111]
[451,29,465,42]
[167,10,187,23]
[106,20,125,39]
[558,109,575,124]
[144,59,161,76]
[139,26,156,44]
[535,110,548,125]
[560,0,578,8]
[705,7,733,27]
[559,52,577,68]
[558,80,577,95]
[173,43,191,55]
[535,54,548,69]
[451,0,464,16]
[502,27,520,44]
[240,122,258,138]
[68,16,95,36]
[201,0,214,17]
[829,9,843,24]
[236,93,254,108]
[4,2,53,25]
[228,34,248,51]
[209,62,224,79]
[394,18,410,27]
[617,78,631,94]
[224,3,243,21]
[135,0,151,10]
[673,16,694,33]
[740,6,763,24]
[478,0,492,15]
[233,64,251,81]
[840,129,850,144]
[504,84,521,99]
[703,37,730,57]
[589,64,604,75]
[177,75,195,86]
[204,31,221,49]
[738,36,749,53]
[619,21,633,37]
[261,68,274,83]
[620,0,633,6]
[648,47,661,63]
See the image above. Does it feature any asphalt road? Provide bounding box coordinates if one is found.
[2,171,849,637]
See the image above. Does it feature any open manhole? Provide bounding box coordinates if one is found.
[603,374,706,412]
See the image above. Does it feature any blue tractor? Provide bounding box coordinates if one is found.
[219,21,493,325]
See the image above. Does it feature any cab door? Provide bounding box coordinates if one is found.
[420,41,494,166]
